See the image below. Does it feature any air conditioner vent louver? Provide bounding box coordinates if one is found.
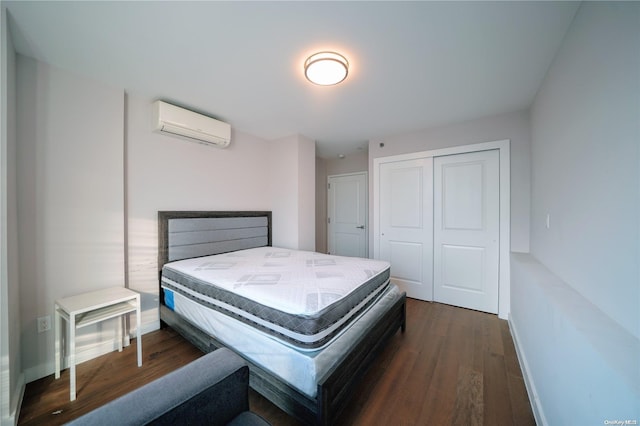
[152,101,231,148]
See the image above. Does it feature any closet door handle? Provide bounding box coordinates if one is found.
[356,225,365,229]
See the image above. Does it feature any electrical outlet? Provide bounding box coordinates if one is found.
[37,315,51,333]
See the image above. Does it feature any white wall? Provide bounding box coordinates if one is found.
[297,134,316,251]
[270,135,299,250]
[1,5,22,423]
[512,2,640,424]
[326,151,368,177]
[368,110,531,253]
[9,80,318,385]
[530,1,639,339]
[16,56,125,382]
[269,134,316,251]
[315,157,327,253]
[125,94,272,331]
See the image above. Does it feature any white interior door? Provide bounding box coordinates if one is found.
[378,159,433,301]
[327,173,367,257]
[433,149,500,314]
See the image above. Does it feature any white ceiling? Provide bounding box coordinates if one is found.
[5,1,579,158]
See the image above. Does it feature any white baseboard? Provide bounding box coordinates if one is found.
[508,314,547,426]
[137,320,160,337]
[10,373,24,426]
[2,372,24,426]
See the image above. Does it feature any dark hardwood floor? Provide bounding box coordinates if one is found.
[18,299,535,425]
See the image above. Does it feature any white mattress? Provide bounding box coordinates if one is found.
[168,284,403,398]
[161,247,391,349]
[163,247,390,315]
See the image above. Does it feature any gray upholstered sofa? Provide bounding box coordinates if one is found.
[67,347,270,426]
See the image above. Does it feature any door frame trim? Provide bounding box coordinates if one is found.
[327,171,369,258]
[373,140,510,319]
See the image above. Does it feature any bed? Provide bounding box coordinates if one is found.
[157,211,406,425]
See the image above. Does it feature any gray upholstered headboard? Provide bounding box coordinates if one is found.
[158,211,272,268]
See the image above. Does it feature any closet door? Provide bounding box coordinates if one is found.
[379,158,433,301]
[433,149,500,313]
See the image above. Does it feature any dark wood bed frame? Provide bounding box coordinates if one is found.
[158,211,406,425]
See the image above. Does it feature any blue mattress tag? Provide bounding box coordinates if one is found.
[164,289,175,311]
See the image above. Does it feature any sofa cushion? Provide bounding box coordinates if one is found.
[227,411,271,426]
[67,348,265,426]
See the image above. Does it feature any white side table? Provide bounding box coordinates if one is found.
[54,286,142,401]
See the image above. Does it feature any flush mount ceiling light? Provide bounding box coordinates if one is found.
[304,51,349,86]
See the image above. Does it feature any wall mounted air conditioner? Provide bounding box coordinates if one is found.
[152,100,231,148]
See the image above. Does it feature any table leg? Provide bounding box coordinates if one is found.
[117,315,123,352]
[136,295,142,367]
[69,314,76,401]
[54,305,61,379]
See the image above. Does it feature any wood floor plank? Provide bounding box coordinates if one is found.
[419,321,462,424]
[336,334,402,425]
[484,312,505,356]
[483,352,514,426]
[507,374,537,426]
[452,365,484,426]
[395,339,443,424]
[18,299,535,426]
